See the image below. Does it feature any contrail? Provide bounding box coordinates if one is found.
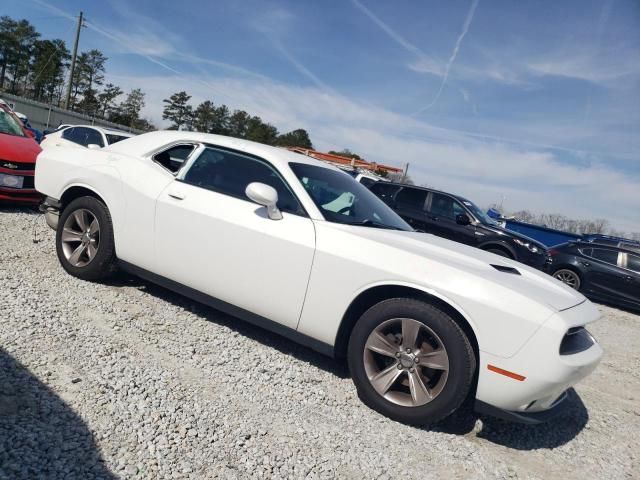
[417,0,480,113]
[351,0,426,58]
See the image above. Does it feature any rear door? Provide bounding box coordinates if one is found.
[581,248,628,302]
[620,253,640,308]
[393,187,428,230]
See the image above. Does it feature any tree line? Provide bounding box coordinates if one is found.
[490,205,640,241]
[161,91,313,148]
[0,15,153,130]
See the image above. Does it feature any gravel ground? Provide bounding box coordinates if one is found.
[0,207,638,479]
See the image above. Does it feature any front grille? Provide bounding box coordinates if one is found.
[23,176,35,189]
[559,327,595,355]
[0,160,35,171]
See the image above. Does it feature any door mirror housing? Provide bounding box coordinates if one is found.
[456,213,471,226]
[87,144,101,150]
[245,182,283,220]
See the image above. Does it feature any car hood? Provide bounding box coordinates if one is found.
[0,133,41,164]
[346,226,584,312]
[476,222,546,248]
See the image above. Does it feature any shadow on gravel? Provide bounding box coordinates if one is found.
[0,348,115,479]
[432,388,589,450]
[0,204,40,215]
[105,272,350,379]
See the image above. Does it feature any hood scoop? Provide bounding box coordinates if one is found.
[491,264,521,275]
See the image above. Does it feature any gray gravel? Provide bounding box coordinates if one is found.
[0,207,638,479]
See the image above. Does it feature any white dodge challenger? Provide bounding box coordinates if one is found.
[35,131,603,425]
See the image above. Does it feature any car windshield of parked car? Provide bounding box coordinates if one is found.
[460,198,499,226]
[0,109,26,137]
[290,162,412,231]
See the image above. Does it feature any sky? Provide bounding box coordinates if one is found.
[5,0,640,232]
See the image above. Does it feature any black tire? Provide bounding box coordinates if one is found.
[485,247,512,259]
[348,298,476,426]
[56,196,117,281]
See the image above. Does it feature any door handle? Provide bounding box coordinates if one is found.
[430,216,438,221]
[167,189,185,200]
[625,275,634,282]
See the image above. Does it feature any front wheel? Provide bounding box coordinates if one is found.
[56,196,117,281]
[348,298,476,426]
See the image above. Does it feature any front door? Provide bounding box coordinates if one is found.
[154,145,316,329]
[425,193,476,245]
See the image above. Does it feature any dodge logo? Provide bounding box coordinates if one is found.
[2,162,18,169]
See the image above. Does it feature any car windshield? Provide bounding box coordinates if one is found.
[0,108,26,137]
[290,162,412,231]
[460,198,499,226]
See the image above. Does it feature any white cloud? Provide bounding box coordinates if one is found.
[107,72,639,232]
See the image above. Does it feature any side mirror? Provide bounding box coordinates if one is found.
[87,144,101,150]
[245,182,283,220]
[24,129,35,138]
[456,213,471,226]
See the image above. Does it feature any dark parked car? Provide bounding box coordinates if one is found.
[548,241,640,311]
[368,182,549,269]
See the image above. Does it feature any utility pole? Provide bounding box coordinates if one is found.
[402,162,410,183]
[64,11,84,110]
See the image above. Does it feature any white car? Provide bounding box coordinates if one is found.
[35,131,602,425]
[40,125,134,150]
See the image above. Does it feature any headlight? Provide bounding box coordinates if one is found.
[513,238,540,253]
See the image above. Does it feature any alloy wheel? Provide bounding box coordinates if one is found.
[363,318,449,407]
[61,209,100,267]
[553,269,580,290]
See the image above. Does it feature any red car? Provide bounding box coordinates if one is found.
[0,104,42,204]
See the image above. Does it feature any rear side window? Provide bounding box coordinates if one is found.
[626,254,640,273]
[153,144,196,173]
[106,134,129,145]
[588,248,619,266]
[395,188,427,210]
[182,147,302,215]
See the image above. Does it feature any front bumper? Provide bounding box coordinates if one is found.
[475,391,569,425]
[0,167,40,204]
[475,300,602,417]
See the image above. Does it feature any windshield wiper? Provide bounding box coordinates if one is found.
[346,219,405,231]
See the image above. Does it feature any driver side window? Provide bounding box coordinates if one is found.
[181,146,303,215]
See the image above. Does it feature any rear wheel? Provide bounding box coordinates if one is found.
[56,196,117,281]
[348,298,476,426]
[553,268,581,290]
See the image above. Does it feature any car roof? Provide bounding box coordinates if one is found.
[372,181,468,200]
[66,125,134,137]
[105,130,342,172]
[563,240,640,255]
